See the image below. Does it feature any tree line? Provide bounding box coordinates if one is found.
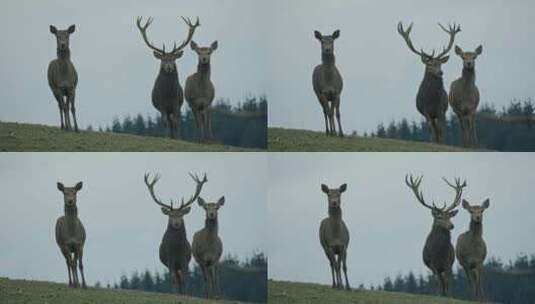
[374,254,535,304]
[95,252,267,303]
[89,95,268,149]
[365,98,535,151]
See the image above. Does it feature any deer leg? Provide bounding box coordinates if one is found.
[77,246,87,289]
[324,249,337,288]
[341,249,350,290]
[71,250,80,287]
[437,114,446,143]
[318,96,330,136]
[328,102,336,136]
[207,109,214,140]
[53,93,66,129]
[438,271,448,296]
[334,98,344,138]
[175,270,184,294]
[200,265,209,297]
[473,267,482,300]
[469,115,477,147]
[63,100,72,131]
[176,111,182,139]
[60,247,73,287]
[67,91,79,133]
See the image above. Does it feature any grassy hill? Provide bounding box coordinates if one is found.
[269,280,476,304]
[0,277,245,304]
[268,128,471,152]
[0,122,255,152]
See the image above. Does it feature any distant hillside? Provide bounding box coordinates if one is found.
[0,122,255,152]
[268,280,476,304]
[268,128,471,152]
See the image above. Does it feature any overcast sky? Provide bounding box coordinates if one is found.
[266,0,535,133]
[0,153,267,285]
[269,153,535,287]
[0,0,268,130]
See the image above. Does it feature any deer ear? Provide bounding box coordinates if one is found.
[440,56,449,63]
[332,30,340,39]
[182,206,191,215]
[482,199,490,209]
[174,50,184,59]
[197,197,206,206]
[75,182,83,191]
[449,209,459,217]
[455,45,463,56]
[475,45,483,55]
[314,31,322,40]
[217,196,225,206]
[339,183,347,193]
[161,207,170,215]
[210,40,218,51]
[321,184,329,193]
[462,199,470,209]
[50,25,57,34]
[67,24,75,34]
[153,51,163,60]
[190,41,198,51]
[57,182,64,192]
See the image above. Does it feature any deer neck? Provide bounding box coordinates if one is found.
[197,63,211,81]
[321,52,336,66]
[462,67,476,85]
[64,204,78,218]
[204,217,218,235]
[430,225,451,242]
[328,206,342,220]
[469,220,483,237]
[57,48,71,61]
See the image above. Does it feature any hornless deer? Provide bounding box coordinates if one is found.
[192,196,225,298]
[313,30,344,137]
[456,198,489,301]
[48,25,79,132]
[405,175,466,296]
[136,17,200,139]
[397,22,461,143]
[144,172,207,293]
[449,45,483,147]
[185,41,218,142]
[319,183,351,290]
[55,181,87,288]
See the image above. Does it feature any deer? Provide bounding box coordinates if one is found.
[144,172,207,294]
[456,198,489,301]
[185,41,218,143]
[319,183,351,290]
[405,175,466,296]
[449,45,483,147]
[192,196,225,298]
[312,30,344,137]
[48,25,79,132]
[55,181,87,288]
[397,22,461,143]
[136,17,200,139]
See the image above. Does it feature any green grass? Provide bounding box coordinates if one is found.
[0,121,256,152]
[269,280,476,304]
[268,128,471,152]
[0,277,245,304]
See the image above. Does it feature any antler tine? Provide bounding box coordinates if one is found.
[436,22,461,58]
[397,21,424,57]
[178,172,208,211]
[143,172,173,210]
[136,16,166,54]
[405,174,435,210]
[442,176,467,211]
[174,16,201,52]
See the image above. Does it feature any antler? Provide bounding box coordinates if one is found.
[136,17,168,54]
[174,16,200,52]
[405,174,447,210]
[177,172,207,211]
[441,177,467,212]
[144,172,174,210]
[436,22,461,58]
[397,22,425,57]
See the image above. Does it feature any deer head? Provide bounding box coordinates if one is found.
[405,175,466,230]
[462,199,489,223]
[50,25,75,51]
[144,172,207,229]
[397,22,461,77]
[136,16,200,73]
[191,41,218,65]
[57,181,83,207]
[314,30,340,55]
[321,183,347,209]
[455,45,482,69]
[197,196,225,220]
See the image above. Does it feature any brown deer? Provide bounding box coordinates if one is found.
[144,172,207,293]
[313,30,344,137]
[456,198,489,301]
[136,17,200,139]
[449,45,483,147]
[55,181,87,288]
[185,41,218,142]
[192,196,225,298]
[319,183,350,290]
[397,22,461,143]
[48,25,79,132]
[405,175,466,296]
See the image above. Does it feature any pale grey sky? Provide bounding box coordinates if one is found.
[266,0,535,133]
[0,0,268,129]
[268,153,535,287]
[0,153,267,285]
